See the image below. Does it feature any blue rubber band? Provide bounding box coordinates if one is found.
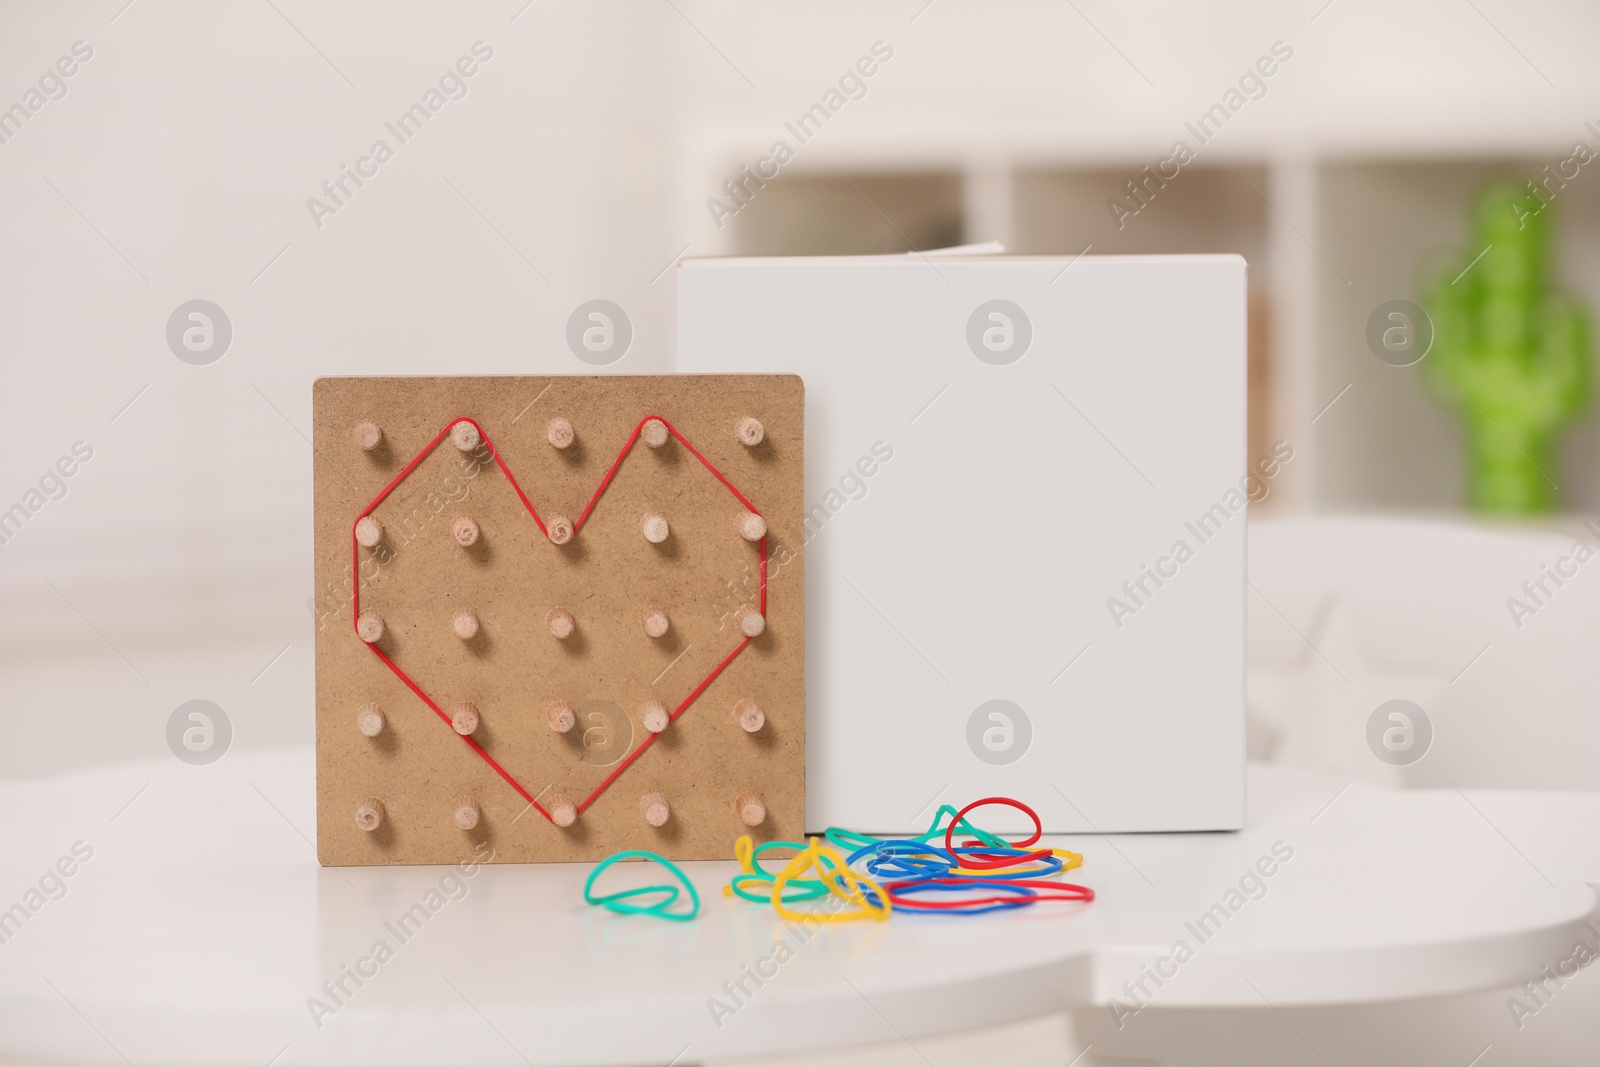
[849,841,1065,884]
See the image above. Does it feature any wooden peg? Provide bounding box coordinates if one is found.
[353,421,383,451]
[547,607,575,640]
[452,610,480,640]
[451,422,481,451]
[641,607,670,638]
[547,793,577,828]
[355,797,384,832]
[356,703,385,737]
[355,516,382,548]
[640,418,669,448]
[736,791,767,827]
[453,796,480,830]
[546,514,574,545]
[451,700,480,736]
[547,700,575,733]
[547,417,575,450]
[452,515,480,547]
[735,511,767,541]
[356,609,385,644]
[641,512,670,544]
[640,792,670,827]
[735,416,765,447]
[733,697,765,733]
[736,606,765,638]
[641,699,669,734]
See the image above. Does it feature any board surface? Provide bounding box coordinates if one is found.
[312,375,803,865]
[680,254,1245,834]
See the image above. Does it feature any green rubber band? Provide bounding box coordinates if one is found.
[584,849,701,921]
[725,839,847,905]
[824,827,878,852]
[821,805,1011,857]
[926,804,1010,848]
[730,840,832,903]
[730,872,831,904]
[732,818,1010,910]
[749,839,808,871]
[755,840,843,876]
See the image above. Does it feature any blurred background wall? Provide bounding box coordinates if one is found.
[4,0,1600,779]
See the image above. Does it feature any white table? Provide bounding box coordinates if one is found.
[1,750,1595,1066]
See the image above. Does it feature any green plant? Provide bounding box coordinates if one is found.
[1422,180,1591,513]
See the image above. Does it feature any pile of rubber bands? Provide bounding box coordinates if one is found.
[584,796,1094,922]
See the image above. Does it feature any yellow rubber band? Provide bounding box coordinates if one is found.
[938,847,1083,878]
[771,838,891,923]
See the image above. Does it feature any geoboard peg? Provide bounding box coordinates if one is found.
[640,792,670,827]
[451,701,480,736]
[353,421,383,451]
[641,699,669,734]
[641,512,670,544]
[450,421,481,451]
[546,514,574,545]
[733,697,765,733]
[453,796,480,830]
[356,609,385,644]
[355,798,384,832]
[547,417,575,450]
[735,416,765,447]
[735,510,767,541]
[547,700,576,733]
[640,418,669,448]
[641,606,670,638]
[547,607,575,640]
[452,610,480,640]
[354,516,382,548]
[736,791,766,827]
[452,515,480,547]
[547,793,577,828]
[735,605,765,638]
[356,703,385,737]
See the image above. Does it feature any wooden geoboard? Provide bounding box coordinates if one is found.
[312,375,804,865]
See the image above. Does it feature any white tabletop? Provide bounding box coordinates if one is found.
[1,749,1595,1067]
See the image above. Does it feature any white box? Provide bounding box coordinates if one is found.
[678,253,1247,833]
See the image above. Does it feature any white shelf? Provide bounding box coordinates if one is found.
[711,154,1600,516]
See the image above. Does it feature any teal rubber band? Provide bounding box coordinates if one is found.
[730,872,830,904]
[821,806,1010,857]
[750,839,808,869]
[926,804,1010,848]
[755,839,842,877]
[824,827,878,852]
[585,849,701,921]
[729,840,832,904]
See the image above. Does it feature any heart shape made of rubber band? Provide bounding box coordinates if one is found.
[350,415,767,825]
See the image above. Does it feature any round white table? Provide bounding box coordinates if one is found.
[1,750,1594,1066]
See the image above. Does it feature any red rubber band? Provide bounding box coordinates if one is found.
[944,797,1046,869]
[577,636,750,815]
[881,879,1027,911]
[350,413,766,825]
[881,877,1094,910]
[883,876,1094,908]
[999,879,1095,902]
